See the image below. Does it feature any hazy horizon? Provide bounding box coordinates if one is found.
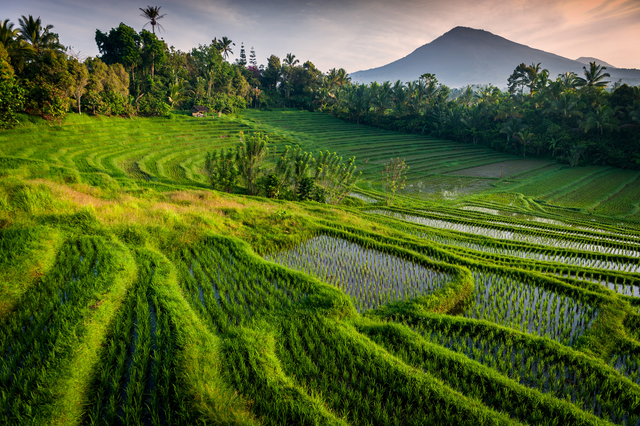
[4,0,640,74]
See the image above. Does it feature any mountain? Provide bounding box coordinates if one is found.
[575,57,615,68]
[349,27,640,88]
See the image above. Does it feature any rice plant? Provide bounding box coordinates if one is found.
[266,235,451,312]
[610,353,640,386]
[460,205,638,239]
[406,224,640,273]
[464,272,599,346]
[348,192,378,203]
[84,258,195,426]
[0,238,117,423]
[394,316,640,426]
[372,209,640,257]
[268,315,518,426]
[178,238,311,332]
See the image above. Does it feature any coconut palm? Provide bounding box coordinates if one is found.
[0,19,33,69]
[530,69,550,96]
[558,71,578,90]
[0,19,19,47]
[325,68,350,90]
[370,81,392,126]
[346,84,369,125]
[514,130,534,158]
[443,106,465,139]
[139,6,166,34]
[499,118,526,142]
[494,99,522,121]
[282,53,299,99]
[546,93,583,122]
[17,15,62,56]
[215,37,234,61]
[574,62,610,88]
[524,63,543,95]
[461,105,486,144]
[168,78,191,108]
[545,80,565,101]
[236,132,268,196]
[391,80,408,116]
[580,105,619,134]
[457,85,475,107]
[283,53,299,69]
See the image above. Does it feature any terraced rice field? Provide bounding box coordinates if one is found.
[242,110,522,187]
[242,110,640,216]
[1,111,640,426]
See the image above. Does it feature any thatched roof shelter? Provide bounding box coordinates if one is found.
[190,106,210,116]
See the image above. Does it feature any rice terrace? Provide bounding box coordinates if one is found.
[2,4,640,426]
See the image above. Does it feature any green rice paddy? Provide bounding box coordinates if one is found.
[0,110,639,425]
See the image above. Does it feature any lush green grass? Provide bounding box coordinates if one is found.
[1,111,639,425]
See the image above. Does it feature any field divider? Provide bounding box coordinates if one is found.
[315,214,635,360]
[353,316,619,426]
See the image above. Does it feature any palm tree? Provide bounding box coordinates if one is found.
[457,85,475,107]
[546,93,583,123]
[545,80,565,101]
[0,19,33,70]
[500,118,526,143]
[530,69,550,97]
[283,53,299,69]
[282,53,299,99]
[168,78,191,108]
[580,105,619,134]
[346,84,369,125]
[0,19,19,47]
[547,138,560,157]
[370,83,392,126]
[139,6,166,34]
[574,62,610,88]
[461,105,485,144]
[391,80,408,116]
[514,130,534,158]
[215,37,234,61]
[325,68,350,91]
[139,7,166,79]
[443,107,465,139]
[524,63,542,95]
[17,15,62,56]
[494,99,522,121]
[559,72,578,89]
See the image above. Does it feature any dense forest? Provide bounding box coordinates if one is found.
[1,11,639,169]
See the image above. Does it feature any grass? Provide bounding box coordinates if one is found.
[0,110,639,425]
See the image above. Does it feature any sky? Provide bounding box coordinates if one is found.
[4,0,640,73]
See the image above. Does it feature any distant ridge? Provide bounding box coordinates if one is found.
[575,57,615,68]
[349,27,640,88]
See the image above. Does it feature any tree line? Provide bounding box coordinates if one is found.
[318,66,640,170]
[0,9,336,127]
[1,10,639,170]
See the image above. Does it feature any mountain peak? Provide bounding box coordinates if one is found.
[431,26,510,46]
[349,27,640,87]
[440,26,496,38]
[447,26,486,34]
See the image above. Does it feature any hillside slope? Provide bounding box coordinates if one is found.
[350,26,640,87]
[0,112,639,425]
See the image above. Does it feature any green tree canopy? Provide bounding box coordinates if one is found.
[95,23,140,73]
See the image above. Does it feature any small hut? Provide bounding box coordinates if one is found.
[190,106,210,117]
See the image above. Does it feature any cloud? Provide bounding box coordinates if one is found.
[5,0,640,71]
